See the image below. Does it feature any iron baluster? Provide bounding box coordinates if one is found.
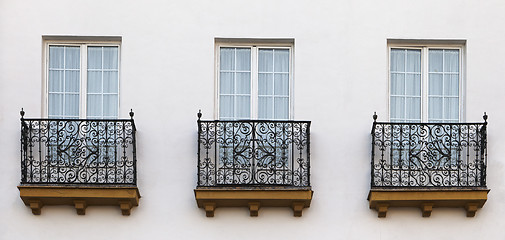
[197,111,202,186]
[306,122,311,187]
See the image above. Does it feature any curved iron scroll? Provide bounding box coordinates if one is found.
[371,119,487,188]
[197,119,311,187]
[20,117,137,185]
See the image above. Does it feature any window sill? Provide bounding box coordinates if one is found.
[368,188,489,218]
[18,185,140,215]
[194,187,313,217]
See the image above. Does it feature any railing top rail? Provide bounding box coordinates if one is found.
[371,112,488,133]
[198,119,311,124]
[20,108,135,122]
[22,118,134,122]
[373,121,486,126]
[20,108,136,131]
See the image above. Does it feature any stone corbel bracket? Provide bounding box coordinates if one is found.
[368,189,489,218]
[195,187,313,217]
[18,185,140,215]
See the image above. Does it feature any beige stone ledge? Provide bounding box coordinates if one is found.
[194,187,313,217]
[18,185,140,216]
[368,189,489,218]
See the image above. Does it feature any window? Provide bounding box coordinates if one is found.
[217,41,292,120]
[46,41,120,119]
[389,43,462,122]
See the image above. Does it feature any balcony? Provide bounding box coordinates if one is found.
[194,112,312,217]
[18,109,140,215]
[368,113,489,217]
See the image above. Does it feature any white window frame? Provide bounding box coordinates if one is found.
[214,40,294,120]
[42,39,121,119]
[387,42,465,122]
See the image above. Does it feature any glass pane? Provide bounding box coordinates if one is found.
[87,71,102,93]
[444,74,459,96]
[87,94,102,117]
[259,49,273,72]
[390,49,405,72]
[390,96,405,119]
[406,49,421,72]
[236,96,250,119]
[103,71,118,93]
[220,48,234,71]
[65,70,80,92]
[49,46,64,68]
[274,73,289,95]
[65,47,80,69]
[236,72,251,94]
[258,73,273,95]
[64,94,79,117]
[444,50,459,72]
[429,97,443,120]
[236,48,251,71]
[406,97,421,120]
[220,95,233,118]
[405,74,420,96]
[444,97,459,120]
[220,72,234,94]
[88,47,102,69]
[48,93,63,116]
[274,49,289,72]
[274,97,289,119]
[390,73,405,95]
[103,47,118,69]
[429,49,443,72]
[103,95,118,117]
[258,97,273,119]
[429,73,443,95]
[49,70,63,92]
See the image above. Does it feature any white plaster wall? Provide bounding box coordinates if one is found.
[1,0,505,239]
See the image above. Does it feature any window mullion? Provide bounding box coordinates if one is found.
[233,48,237,119]
[101,46,105,119]
[288,47,293,120]
[272,49,276,119]
[403,49,407,121]
[251,46,258,119]
[442,49,446,122]
[459,47,463,122]
[81,44,87,119]
[422,47,429,122]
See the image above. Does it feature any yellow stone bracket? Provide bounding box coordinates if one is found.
[195,187,313,217]
[18,185,140,215]
[368,189,489,218]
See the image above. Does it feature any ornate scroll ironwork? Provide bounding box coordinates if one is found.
[20,109,137,185]
[371,113,487,188]
[197,113,311,187]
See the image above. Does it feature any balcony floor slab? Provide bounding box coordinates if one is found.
[368,188,489,218]
[18,185,140,216]
[194,187,313,217]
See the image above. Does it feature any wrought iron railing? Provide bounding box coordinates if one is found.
[197,112,311,187]
[20,109,137,185]
[371,113,487,188]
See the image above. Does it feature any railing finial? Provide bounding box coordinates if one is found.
[373,112,377,122]
[197,110,202,120]
[129,109,134,119]
[20,108,25,119]
[483,112,488,123]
